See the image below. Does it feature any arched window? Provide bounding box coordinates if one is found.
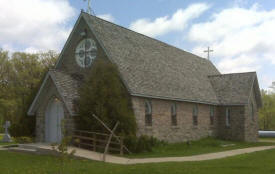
[171,103,177,126]
[210,106,214,125]
[145,100,152,126]
[193,105,198,125]
[226,108,231,127]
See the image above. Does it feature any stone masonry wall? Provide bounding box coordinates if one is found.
[57,18,108,76]
[35,78,74,142]
[244,87,259,142]
[217,106,245,141]
[131,96,218,143]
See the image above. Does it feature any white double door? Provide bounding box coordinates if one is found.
[45,98,64,143]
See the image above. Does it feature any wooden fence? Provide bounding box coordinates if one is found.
[72,130,124,155]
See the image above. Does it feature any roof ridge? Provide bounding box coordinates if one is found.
[81,12,221,104]
[83,12,210,62]
[208,71,256,77]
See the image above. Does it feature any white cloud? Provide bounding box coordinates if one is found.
[188,4,275,75]
[262,75,274,91]
[97,14,115,23]
[129,3,210,37]
[0,0,76,52]
[217,54,260,73]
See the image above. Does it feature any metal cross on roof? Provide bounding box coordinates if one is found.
[83,0,92,15]
[204,46,214,60]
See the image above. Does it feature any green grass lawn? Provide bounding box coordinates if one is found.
[1,148,275,174]
[125,137,275,158]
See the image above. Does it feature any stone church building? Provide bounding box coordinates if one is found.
[28,12,262,143]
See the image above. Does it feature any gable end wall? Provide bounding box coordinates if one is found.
[35,78,74,142]
[217,106,245,141]
[57,17,109,76]
[244,87,259,142]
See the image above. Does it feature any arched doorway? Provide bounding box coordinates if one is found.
[45,98,64,143]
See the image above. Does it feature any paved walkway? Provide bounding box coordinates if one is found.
[9,144,275,165]
[127,146,275,164]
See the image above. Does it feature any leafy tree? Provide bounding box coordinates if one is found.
[259,90,275,130]
[270,82,275,93]
[75,59,136,136]
[0,49,15,132]
[0,49,58,136]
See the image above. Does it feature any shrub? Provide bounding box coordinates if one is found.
[125,135,166,153]
[9,115,35,137]
[51,119,76,174]
[75,59,136,136]
[0,117,4,133]
[14,136,34,144]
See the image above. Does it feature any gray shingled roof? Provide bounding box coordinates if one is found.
[209,72,257,105]
[29,12,262,116]
[49,70,79,115]
[83,13,221,104]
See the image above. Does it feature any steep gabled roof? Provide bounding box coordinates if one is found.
[28,70,78,116]
[49,70,79,114]
[82,12,221,104]
[30,12,262,117]
[209,72,262,107]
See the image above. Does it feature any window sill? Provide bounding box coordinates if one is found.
[192,125,198,129]
[145,126,153,130]
[171,126,180,129]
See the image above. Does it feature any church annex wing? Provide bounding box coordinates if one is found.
[209,72,262,108]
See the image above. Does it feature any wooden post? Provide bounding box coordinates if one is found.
[120,138,124,155]
[78,131,81,148]
[93,133,96,151]
[103,122,119,162]
[91,114,131,154]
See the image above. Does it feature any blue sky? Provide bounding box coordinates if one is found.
[0,0,275,90]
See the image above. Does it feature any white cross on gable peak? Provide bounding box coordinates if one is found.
[204,46,214,60]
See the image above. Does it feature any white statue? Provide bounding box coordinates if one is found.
[2,121,12,142]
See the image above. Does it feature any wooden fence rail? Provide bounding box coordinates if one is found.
[72,130,124,155]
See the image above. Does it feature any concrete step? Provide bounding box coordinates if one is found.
[18,144,38,150]
[9,147,37,154]
[17,144,58,155]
